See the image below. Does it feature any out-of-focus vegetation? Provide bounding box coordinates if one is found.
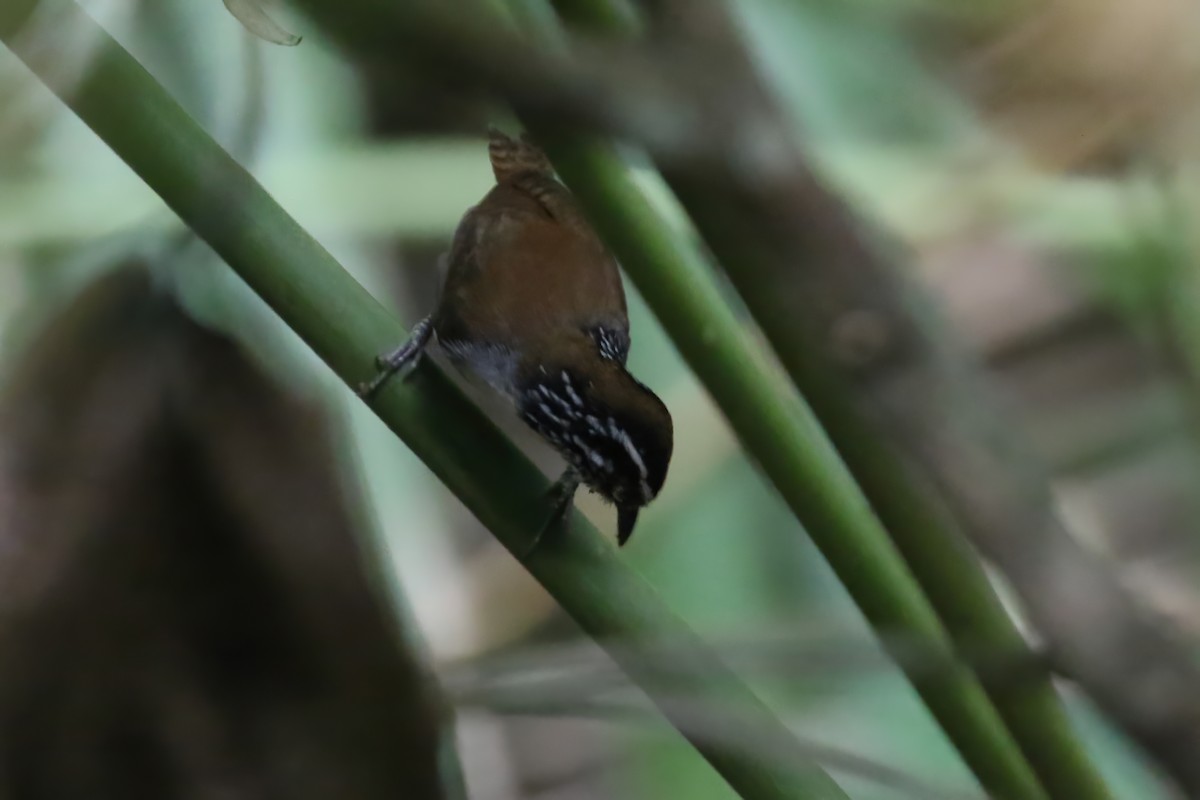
[2,0,1200,798]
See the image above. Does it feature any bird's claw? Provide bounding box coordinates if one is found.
[356,316,434,400]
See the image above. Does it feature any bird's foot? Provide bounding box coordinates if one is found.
[357,316,434,399]
[522,469,580,558]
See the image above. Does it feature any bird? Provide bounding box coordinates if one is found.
[359,128,673,549]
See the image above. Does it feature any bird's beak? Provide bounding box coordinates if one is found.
[617,506,640,547]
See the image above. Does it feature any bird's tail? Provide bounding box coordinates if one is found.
[487,127,553,182]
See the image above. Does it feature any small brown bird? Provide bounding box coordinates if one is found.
[360,129,673,547]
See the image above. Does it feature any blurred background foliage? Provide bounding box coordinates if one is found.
[3,0,1200,797]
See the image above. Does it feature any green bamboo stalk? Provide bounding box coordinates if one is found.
[0,2,848,798]
[508,7,1060,800]
[529,129,1047,800]
[542,3,1116,798]
[541,4,1115,799]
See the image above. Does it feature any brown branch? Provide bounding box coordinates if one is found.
[638,1,1200,793]
[286,0,775,171]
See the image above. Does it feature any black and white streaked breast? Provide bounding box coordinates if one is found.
[517,368,665,508]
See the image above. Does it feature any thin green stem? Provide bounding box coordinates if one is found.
[542,3,1116,799]
[531,129,1047,800]
[506,3,1058,799]
[0,2,847,798]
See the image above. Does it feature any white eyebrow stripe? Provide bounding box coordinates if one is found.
[617,429,648,480]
